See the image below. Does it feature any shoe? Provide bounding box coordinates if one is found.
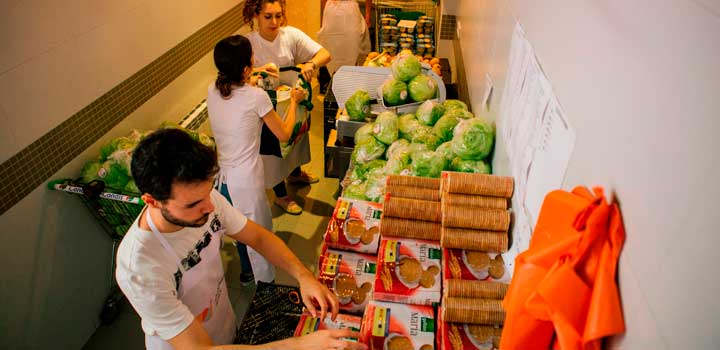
[275,196,302,215]
[239,271,254,286]
[287,170,319,184]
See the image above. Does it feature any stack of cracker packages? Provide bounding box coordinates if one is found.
[438,171,514,350]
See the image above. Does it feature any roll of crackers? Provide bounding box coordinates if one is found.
[444,280,508,299]
[440,227,508,253]
[441,192,507,210]
[442,297,506,325]
[441,172,514,198]
[387,175,440,190]
[442,206,511,231]
[384,196,441,222]
[386,184,440,202]
[380,216,441,241]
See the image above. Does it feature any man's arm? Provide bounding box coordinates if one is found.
[168,318,365,350]
[227,220,339,320]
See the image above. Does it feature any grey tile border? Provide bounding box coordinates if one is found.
[0,3,245,215]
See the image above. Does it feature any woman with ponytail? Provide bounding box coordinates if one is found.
[207,35,306,283]
[243,0,332,215]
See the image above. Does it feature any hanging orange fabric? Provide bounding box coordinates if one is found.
[500,187,625,350]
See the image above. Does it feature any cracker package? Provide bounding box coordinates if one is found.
[360,300,436,350]
[374,238,442,305]
[324,197,383,254]
[318,249,377,314]
[442,249,508,286]
[294,311,362,337]
[438,310,501,350]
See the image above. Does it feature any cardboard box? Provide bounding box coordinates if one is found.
[360,300,436,350]
[374,238,442,306]
[324,197,383,254]
[442,248,509,287]
[318,248,377,314]
[294,311,362,337]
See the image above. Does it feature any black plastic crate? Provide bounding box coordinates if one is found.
[236,282,305,345]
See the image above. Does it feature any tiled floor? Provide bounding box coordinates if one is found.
[82,89,338,349]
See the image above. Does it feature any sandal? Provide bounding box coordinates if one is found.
[275,196,302,215]
[287,170,319,184]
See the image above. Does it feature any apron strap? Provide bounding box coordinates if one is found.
[146,210,187,273]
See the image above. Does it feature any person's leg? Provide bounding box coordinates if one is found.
[273,181,302,215]
[287,166,319,184]
[218,183,254,283]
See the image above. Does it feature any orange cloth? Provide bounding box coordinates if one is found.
[500,187,625,350]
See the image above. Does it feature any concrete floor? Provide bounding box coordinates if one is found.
[82,89,338,349]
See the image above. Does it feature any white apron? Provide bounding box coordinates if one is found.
[317,0,371,74]
[144,211,237,349]
[217,168,276,283]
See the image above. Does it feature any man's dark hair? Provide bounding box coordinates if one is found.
[131,128,218,201]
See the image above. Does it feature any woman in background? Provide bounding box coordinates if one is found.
[207,35,305,283]
[242,0,331,215]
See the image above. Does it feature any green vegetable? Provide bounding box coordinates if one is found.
[391,54,422,82]
[386,139,411,164]
[344,182,368,200]
[346,90,371,121]
[408,142,429,158]
[384,157,411,175]
[408,125,433,144]
[124,180,141,194]
[414,131,442,151]
[102,161,131,190]
[372,111,399,145]
[435,141,456,161]
[81,161,105,183]
[445,108,474,120]
[408,75,438,102]
[352,137,387,164]
[99,137,134,161]
[365,168,388,203]
[411,150,447,178]
[416,100,446,126]
[381,78,408,106]
[108,149,133,177]
[442,99,468,112]
[451,119,495,160]
[451,157,492,174]
[355,159,387,181]
[432,113,460,142]
[398,114,421,140]
[354,123,375,144]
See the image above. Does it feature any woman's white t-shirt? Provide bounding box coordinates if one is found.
[206,83,274,189]
[246,26,323,68]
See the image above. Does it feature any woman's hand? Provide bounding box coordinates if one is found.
[300,62,315,82]
[297,272,339,322]
[257,63,279,77]
[290,87,307,103]
[285,329,366,350]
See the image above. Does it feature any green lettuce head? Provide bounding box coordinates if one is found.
[354,123,376,144]
[352,137,387,164]
[451,119,495,160]
[416,100,445,126]
[391,54,422,82]
[365,168,389,203]
[408,75,438,102]
[101,160,131,190]
[442,99,468,112]
[346,89,371,121]
[445,108,474,120]
[344,181,368,200]
[432,113,460,142]
[411,150,447,178]
[386,139,411,164]
[398,114,421,140]
[451,157,492,174]
[381,78,408,106]
[81,161,105,183]
[372,111,399,145]
[99,137,135,161]
[435,141,456,161]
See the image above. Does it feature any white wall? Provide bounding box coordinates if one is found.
[0,0,240,348]
[455,0,720,348]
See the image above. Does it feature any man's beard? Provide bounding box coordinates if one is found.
[161,207,210,228]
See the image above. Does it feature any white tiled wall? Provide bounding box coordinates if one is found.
[454,0,720,348]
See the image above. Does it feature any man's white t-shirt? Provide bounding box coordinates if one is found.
[246,26,323,68]
[115,190,248,340]
[207,83,274,189]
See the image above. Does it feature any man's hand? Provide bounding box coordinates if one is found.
[297,272,339,322]
[255,63,279,78]
[286,329,366,350]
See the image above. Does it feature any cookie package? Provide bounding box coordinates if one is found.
[318,248,377,314]
[359,300,436,350]
[294,311,362,338]
[442,248,510,285]
[438,312,502,350]
[374,238,442,306]
[324,197,383,254]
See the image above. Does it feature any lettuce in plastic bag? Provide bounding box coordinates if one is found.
[352,137,387,164]
[408,74,438,102]
[101,160,131,190]
[346,90,371,121]
[444,108,474,120]
[435,141,456,161]
[398,114,421,140]
[416,100,446,126]
[451,118,495,160]
[442,99,468,112]
[372,111,399,145]
[411,150,447,178]
[386,139,411,164]
[81,161,105,183]
[381,78,408,106]
[414,131,442,151]
[354,159,387,181]
[384,157,412,175]
[432,113,460,142]
[124,180,141,194]
[451,157,492,174]
[354,123,375,144]
[365,168,388,203]
[344,181,368,200]
[99,137,134,161]
[391,54,422,82]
